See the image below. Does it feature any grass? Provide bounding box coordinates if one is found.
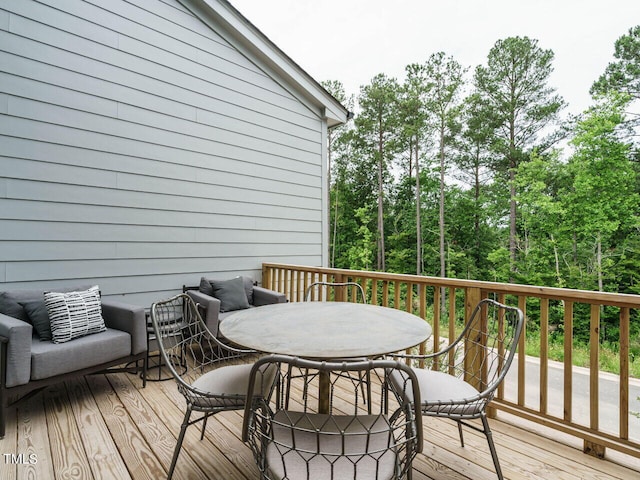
[523,331,640,378]
[436,322,640,378]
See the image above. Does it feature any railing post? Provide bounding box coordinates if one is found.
[262,264,270,290]
[584,304,605,458]
[464,287,483,389]
[334,273,344,301]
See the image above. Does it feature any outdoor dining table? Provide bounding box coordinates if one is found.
[220,301,432,412]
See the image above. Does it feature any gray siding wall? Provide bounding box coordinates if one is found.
[0,0,326,306]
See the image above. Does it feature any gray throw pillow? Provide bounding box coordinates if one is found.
[210,277,250,313]
[0,291,31,322]
[20,300,52,341]
[199,276,214,297]
[241,276,254,305]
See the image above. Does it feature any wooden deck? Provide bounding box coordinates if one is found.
[1,367,639,480]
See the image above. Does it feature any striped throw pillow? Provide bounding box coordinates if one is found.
[44,285,106,343]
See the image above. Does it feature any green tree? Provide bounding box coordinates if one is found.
[591,25,640,149]
[322,80,355,267]
[455,92,498,279]
[400,63,431,274]
[591,25,640,102]
[516,152,568,287]
[474,37,565,277]
[564,94,638,292]
[355,74,401,271]
[422,52,467,284]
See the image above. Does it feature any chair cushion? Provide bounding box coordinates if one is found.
[210,277,250,313]
[45,286,107,343]
[30,328,131,380]
[267,411,396,480]
[391,368,480,415]
[191,362,276,408]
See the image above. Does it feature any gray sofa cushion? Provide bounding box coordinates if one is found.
[30,328,130,380]
[218,306,255,321]
[199,276,214,297]
[20,300,52,340]
[0,285,93,323]
[210,277,250,313]
[241,276,254,305]
[0,292,30,322]
[200,276,255,306]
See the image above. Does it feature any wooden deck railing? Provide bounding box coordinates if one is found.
[262,262,640,460]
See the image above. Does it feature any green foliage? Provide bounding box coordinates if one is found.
[591,25,640,101]
[325,25,640,355]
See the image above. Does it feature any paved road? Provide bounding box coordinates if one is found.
[502,355,640,441]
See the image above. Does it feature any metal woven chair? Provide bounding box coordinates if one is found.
[150,293,275,479]
[243,355,423,480]
[304,281,365,302]
[389,298,524,480]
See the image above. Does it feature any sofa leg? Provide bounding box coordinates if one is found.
[0,396,5,439]
[1,341,6,439]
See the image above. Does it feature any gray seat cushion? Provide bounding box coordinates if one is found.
[30,328,130,380]
[267,411,396,480]
[191,362,276,408]
[391,368,480,415]
[218,305,256,321]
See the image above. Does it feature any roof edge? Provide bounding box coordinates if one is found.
[181,0,349,127]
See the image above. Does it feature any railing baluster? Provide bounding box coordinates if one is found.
[620,307,630,440]
[564,301,574,423]
[590,304,600,432]
[371,279,378,305]
[418,283,427,366]
[518,296,527,407]
[382,281,389,307]
[540,298,549,415]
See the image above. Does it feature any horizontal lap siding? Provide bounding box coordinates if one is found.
[0,0,325,306]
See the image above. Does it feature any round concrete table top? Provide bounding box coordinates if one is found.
[220,301,431,359]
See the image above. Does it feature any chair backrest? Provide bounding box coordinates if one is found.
[149,293,253,407]
[243,355,422,479]
[436,298,524,398]
[304,281,366,303]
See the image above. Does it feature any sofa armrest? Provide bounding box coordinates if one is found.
[101,300,146,356]
[185,290,221,336]
[0,313,32,388]
[253,286,287,306]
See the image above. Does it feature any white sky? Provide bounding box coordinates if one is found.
[230,0,640,116]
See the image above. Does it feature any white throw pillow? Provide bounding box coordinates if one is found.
[44,285,106,343]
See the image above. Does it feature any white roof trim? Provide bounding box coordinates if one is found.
[182,0,349,127]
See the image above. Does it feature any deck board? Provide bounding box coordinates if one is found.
[0,369,639,480]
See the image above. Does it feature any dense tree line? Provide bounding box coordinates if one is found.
[325,28,640,344]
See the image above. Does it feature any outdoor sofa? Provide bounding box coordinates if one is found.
[0,284,147,438]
